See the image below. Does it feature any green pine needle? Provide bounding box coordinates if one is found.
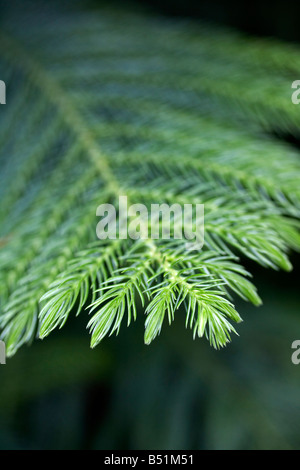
[0,1,300,356]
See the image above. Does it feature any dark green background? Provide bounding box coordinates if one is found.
[0,0,300,450]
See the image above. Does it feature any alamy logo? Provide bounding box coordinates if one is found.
[0,80,6,104]
[96,196,204,250]
[291,81,300,105]
[0,340,6,365]
[291,340,300,365]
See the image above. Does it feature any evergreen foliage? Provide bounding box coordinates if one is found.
[0,0,300,356]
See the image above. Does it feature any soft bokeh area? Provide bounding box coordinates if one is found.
[1,254,300,450]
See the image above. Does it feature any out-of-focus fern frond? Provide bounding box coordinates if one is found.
[0,0,300,356]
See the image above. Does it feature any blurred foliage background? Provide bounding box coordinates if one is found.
[1,258,300,449]
[0,0,300,450]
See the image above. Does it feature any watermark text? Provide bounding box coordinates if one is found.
[96,196,204,250]
[0,80,6,105]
